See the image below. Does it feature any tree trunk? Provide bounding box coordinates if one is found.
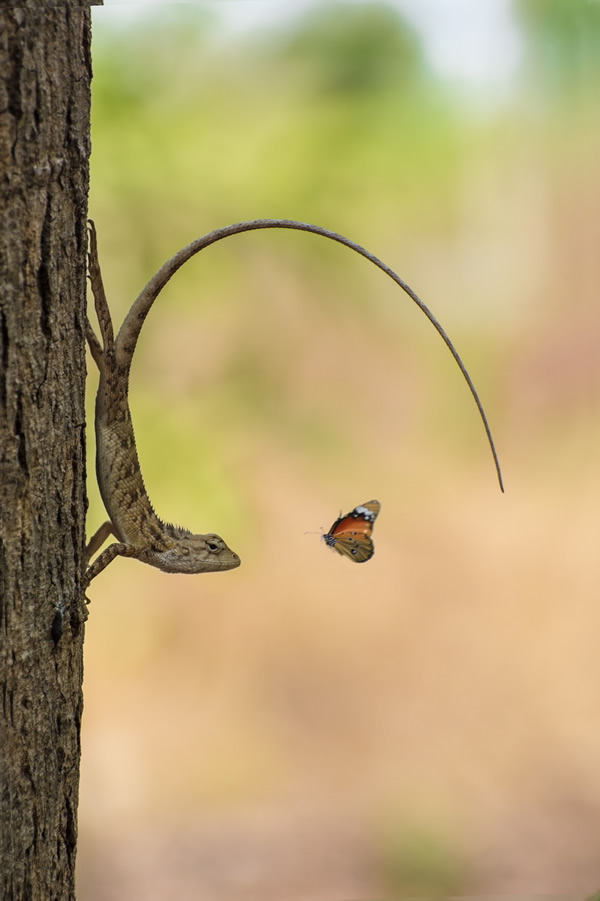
[0,7,93,899]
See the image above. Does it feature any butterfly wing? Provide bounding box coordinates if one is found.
[328,532,375,563]
[351,500,380,523]
[322,500,380,563]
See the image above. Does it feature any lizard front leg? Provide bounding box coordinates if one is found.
[83,541,146,587]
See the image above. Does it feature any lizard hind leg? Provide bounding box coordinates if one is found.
[85,520,116,565]
[86,319,104,370]
[87,219,116,355]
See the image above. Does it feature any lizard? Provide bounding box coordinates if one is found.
[84,216,503,585]
[84,221,240,585]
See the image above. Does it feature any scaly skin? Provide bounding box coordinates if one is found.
[84,221,240,585]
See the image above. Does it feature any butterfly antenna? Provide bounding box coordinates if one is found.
[127,219,504,492]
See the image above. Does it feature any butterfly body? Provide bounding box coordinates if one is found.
[322,500,380,563]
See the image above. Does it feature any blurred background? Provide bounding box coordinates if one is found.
[79,1,600,898]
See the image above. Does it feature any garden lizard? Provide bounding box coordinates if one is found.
[84,216,503,585]
[84,221,240,585]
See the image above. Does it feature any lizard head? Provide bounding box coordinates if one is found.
[148,532,241,574]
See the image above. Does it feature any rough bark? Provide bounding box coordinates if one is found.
[0,7,93,900]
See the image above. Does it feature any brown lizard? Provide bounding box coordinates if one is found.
[85,217,503,585]
[84,221,240,585]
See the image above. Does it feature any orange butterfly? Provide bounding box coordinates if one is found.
[322,500,380,563]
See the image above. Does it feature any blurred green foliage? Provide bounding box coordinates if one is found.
[90,0,600,279]
[274,2,425,96]
[515,0,600,100]
[375,820,469,897]
[88,0,600,515]
[90,3,465,249]
[89,2,465,509]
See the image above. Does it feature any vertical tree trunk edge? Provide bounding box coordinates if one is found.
[0,8,93,900]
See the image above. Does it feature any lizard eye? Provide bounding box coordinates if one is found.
[207,540,221,553]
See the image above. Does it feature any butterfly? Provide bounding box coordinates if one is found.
[322,500,380,563]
